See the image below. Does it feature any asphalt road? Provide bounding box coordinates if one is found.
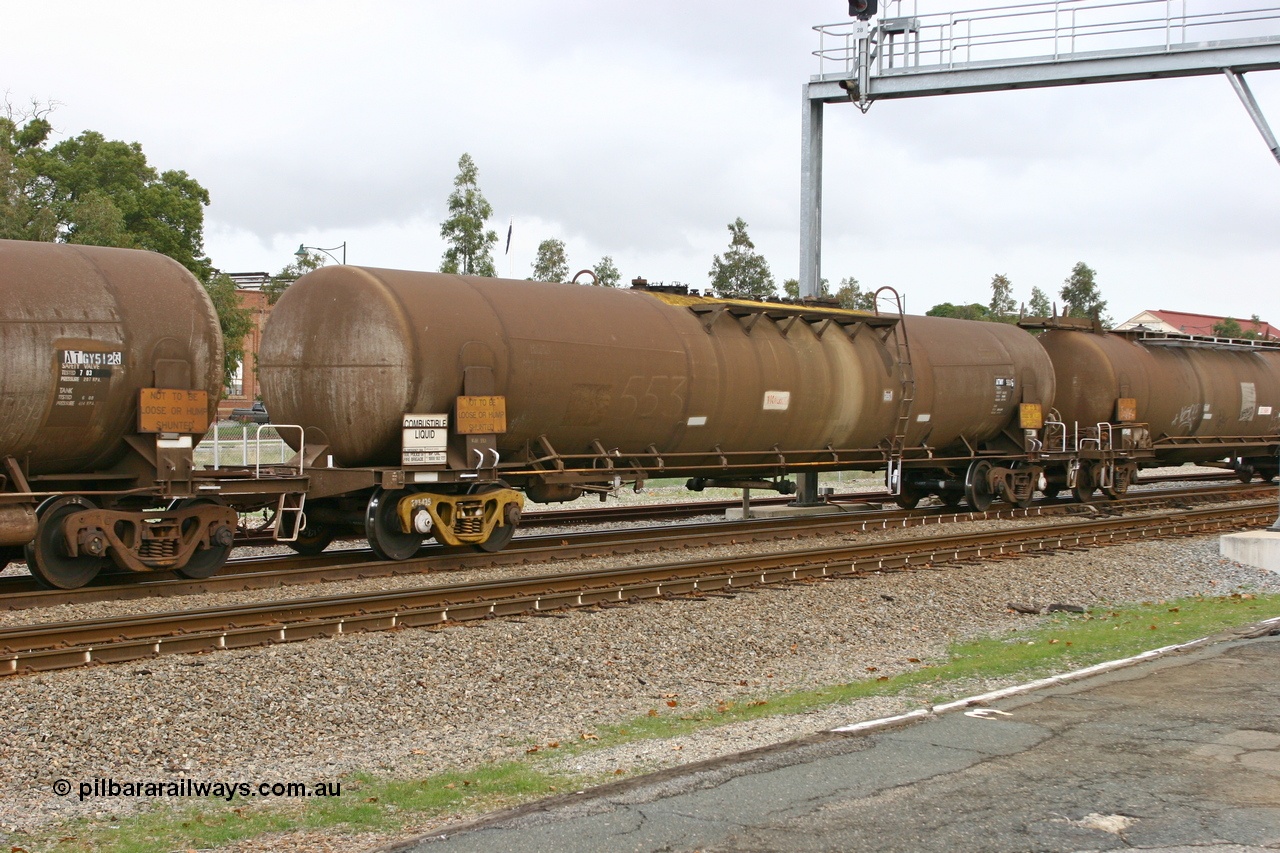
[390,626,1280,853]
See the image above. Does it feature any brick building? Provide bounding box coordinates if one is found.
[216,273,274,420]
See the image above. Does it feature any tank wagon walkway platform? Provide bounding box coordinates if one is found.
[390,627,1280,853]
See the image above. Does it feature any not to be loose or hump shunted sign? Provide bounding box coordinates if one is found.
[455,395,507,434]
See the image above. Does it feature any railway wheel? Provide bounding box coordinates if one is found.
[1102,469,1132,501]
[471,484,521,553]
[475,522,516,553]
[894,488,924,510]
[997,478,1034,509]
[174,498,235,579]
[1072,466,1096,503]
[964,460,994,512]
[25,496,108,590]
[365,488,422,561]
[1236,464,1256,484]
[288,519,335,556]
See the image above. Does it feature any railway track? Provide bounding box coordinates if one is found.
[1,498,1274,677]
[0,480,1270,610]
[4,479,1273,607]
[232,471,1243,543]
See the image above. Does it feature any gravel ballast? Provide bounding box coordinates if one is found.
[0,517,1276,852]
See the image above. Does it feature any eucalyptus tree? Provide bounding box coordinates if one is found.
[708,217,775,299]
[439,153,498,276]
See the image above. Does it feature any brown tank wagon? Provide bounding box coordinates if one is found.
[258,267,1057,554]
[0,240,302,589]
[1035,318,1280,495]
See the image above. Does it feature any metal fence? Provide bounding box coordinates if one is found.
[194,422,292,469]
[814,0,1280,77]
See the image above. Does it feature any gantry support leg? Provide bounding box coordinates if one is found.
[799,86,824,299]
[1225,69,1280,166]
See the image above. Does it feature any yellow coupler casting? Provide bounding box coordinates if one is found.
[396,488,523,546]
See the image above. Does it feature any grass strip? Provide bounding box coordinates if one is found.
[28,591,1279,853]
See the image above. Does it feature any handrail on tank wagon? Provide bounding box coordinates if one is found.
[1125,330,1280,350]
[1097,422,1114,451]
[1043,418,1069,453]
[255,424,305,477]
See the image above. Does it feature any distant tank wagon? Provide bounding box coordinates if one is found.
[1036,320,1280,490]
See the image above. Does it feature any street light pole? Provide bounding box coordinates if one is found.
[296,242,346,265]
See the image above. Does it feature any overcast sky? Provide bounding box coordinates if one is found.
[6,0,1279,325]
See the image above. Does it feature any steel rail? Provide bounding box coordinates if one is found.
[0,481,1266,611]
[1,500,1272,677]
[231,471,1239,543]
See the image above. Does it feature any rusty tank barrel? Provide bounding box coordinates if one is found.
[1039,329,1280,463]
[258,267,1055,471]
[0,240,223,475]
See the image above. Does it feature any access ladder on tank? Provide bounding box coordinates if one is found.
[875,286,915,496]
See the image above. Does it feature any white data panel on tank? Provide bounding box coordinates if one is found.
[402,414,448,466]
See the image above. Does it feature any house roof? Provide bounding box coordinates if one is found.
[1117,309,1278,339]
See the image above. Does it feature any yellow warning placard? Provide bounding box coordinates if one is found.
[139,388,210,434]
[1115,397,1138,423]
[456,395,507,434]
[1018,403,1044,430]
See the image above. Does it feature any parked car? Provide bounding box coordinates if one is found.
[229,400,270,424]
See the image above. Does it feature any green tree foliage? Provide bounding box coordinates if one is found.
[439,153,497,276]
[988,273,1016,320]
[708,217,775,300]
[926,302,993,321]
[1028,286,1052,317]
[203,273,253,388]
[834,276,876,311]
[2,101,249,384]
[531,238,569,283]
[264,249,325,305]
[1212,317,1242,338]
[1,105,213,280]
[1060,262,1111,326]
[0,106,58,241]
[1211,316,1262,340]
[592,255,621,287]
[781,277,838,301]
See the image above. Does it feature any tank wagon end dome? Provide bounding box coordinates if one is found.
[0,240,221,473]
[258,265,421,466]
